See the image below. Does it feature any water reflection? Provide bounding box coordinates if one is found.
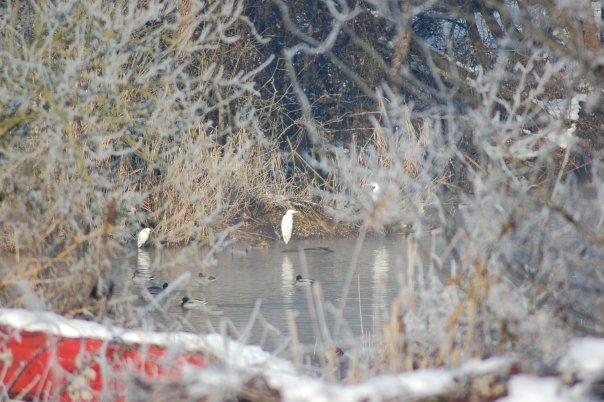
[281,254,295,302]
[371,246,389,333]
[117,236,411,350]
[133,250,152,284]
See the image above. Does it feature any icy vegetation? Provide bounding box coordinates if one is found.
[1,0,604,400]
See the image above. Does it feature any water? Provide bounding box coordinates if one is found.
[120,235,430,352]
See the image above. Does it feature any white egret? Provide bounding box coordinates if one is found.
[180,296,208,309]
[281,209,298,244]
[295,274,314,286]
[369,182,380,201]
[137,228,152,248]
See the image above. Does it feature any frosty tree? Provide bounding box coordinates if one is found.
[1,0,604,379]
[0,0,273,315]
[260,0,604,368]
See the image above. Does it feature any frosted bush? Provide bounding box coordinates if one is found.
[278,0,604,374]
[1,0,604,387]
[0,0,272,315]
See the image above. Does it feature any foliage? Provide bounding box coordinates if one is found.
[0,0,288,314]
[1,0,604,392]
[273,0,604,376]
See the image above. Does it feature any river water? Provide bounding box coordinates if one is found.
[118,235,449,353]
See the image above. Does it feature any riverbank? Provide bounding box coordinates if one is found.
[229,205,359,246]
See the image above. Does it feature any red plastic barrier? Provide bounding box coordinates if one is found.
[0,326,208,401]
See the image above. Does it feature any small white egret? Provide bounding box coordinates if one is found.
[281,209,298,244]
[295,274,314,286]
[180,296,208,309]
[137,228,151,248]
[369,182,380,201]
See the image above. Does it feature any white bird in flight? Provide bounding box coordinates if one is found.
[281,209,298,244]
[137,228,151,248]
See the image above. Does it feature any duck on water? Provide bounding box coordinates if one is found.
[295,275,314,286]
[180,296,208,309]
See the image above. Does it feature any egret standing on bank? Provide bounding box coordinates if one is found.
[281,209,298,244]
[137,228,151,248]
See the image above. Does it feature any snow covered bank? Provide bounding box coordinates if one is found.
[0,309,602,401]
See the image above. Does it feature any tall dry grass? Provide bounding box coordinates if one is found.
[0,0,315,315]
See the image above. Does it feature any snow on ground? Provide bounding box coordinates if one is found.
[497,375,576,402]
[262,368,458,402]
[0,308,295,375]
[560,337,604,381]
[1,308,603,401]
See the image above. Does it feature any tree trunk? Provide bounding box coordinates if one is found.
[389,2,412,85]
[463,1,493,69]
[176,0,194,62]
[579,0,601,58]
